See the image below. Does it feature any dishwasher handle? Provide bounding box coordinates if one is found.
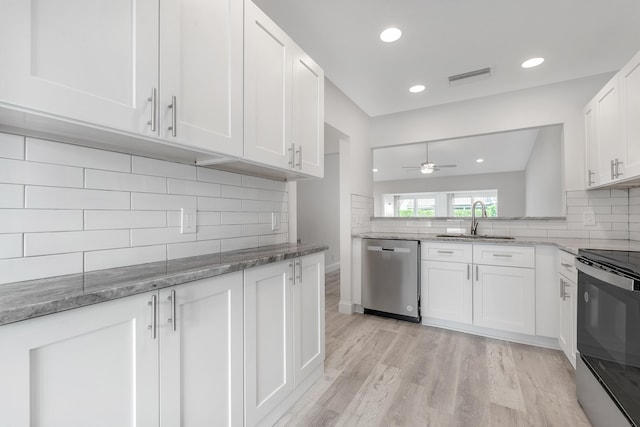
[367,246,411,253]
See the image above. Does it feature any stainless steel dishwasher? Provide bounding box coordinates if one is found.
[362,238,420,323]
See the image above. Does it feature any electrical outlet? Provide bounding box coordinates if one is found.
[271,212,281,231]
[181,208,197,234]
[583,211,596,226]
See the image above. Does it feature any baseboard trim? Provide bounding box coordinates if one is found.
[338,301,354,314]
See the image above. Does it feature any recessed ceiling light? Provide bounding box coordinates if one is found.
[476,158,484,163]
[521,57,544,69]
[372,168,378,172]
[409,84,426,93]
[380,27,402,43]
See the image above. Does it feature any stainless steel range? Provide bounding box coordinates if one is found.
[576,249,640,427]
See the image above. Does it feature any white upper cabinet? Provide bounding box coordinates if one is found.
[595,74,624,185]
[159,0,243,156]
[244,0,325,178]
[0,0,158,135]
[584,100,599,187]
[620,50,640,179]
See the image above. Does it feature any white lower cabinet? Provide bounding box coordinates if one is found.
[421,260,472,324]
[0,272,244,427]
[244,252,325,427]
[558,250,578,367]
[473,264,536,335]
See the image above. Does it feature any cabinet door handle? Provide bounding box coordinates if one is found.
[560,262,573,268]
[588,169,595,186]
[288,143,295,168]
[615,158,624,178]
[492,253,513,258]
[475,265,479,282]
[147,88,157,131]
[437,250,454,254]
[296,259,302,282]
[147,295,157,339]
[168,96,177,137]
[467,264,470,280]
[611,159,616,180]
[295,146,302,170]
[560,278,564,299]
[289,262,295,283]
[168,290,177,332]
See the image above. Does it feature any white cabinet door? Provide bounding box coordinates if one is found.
[294,253,325,385]
[159,0,243,156]
[621,50,640,179]
[292,49,324,177]
[159,272,244,427]
[558,276,575,366]
[421,260,472,324]
[0,293,159,427]
[596,74,624,184]
[244,1,293,170]
[244,260,294,426]
[473,265,535,335]
[0,0,158,136]
[584,100,599,187]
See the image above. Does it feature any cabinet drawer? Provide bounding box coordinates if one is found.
[421,242,472,263]
[472,244,534,268]
[558,250,577,282]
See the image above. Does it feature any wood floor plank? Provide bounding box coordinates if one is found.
[486,340,527,412]
[452,333,491,426]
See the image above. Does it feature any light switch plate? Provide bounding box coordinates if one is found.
[583,211,596,226]
[181,208,197,234]
[271,212,281,231]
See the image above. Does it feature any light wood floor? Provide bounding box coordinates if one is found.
[276,270,591,427]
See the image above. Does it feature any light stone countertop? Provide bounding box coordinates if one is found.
[0,243,327,327]
[354,232,640,255]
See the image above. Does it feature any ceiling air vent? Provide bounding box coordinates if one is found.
[448,67,492,86]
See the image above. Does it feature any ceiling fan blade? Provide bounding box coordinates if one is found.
[402,166,420,169]
[435,164,457,168]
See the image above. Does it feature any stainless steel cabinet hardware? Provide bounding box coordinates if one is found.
[295,259,302,282]
[588,169,595,186]
[467,264,470,280]
[437,250,454,254]
[168,290,176,332]
[615,158,624,178]
[147,88,157,131]
[492,254,513,258]
[561,262,573,268]
[611,159,616,180]
[475,265,479,282]
[289,262,294,283]
[168,96,177,137]
[559,278,570,300]
[560,278,564,299]
[288,143,295,168]
[295,146,302,170]
[147,295,157,339]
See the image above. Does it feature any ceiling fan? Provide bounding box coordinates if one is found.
[402,143,456,174]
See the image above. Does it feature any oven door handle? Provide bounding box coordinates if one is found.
[576,257,639,292]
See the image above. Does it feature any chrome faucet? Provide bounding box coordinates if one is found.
[471,201,487,235]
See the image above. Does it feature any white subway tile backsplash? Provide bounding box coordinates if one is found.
[167,179,221,197]
[545,230,590,239]
[613,222,629,231]
[84,245,166,272]
[589,231,630,240]
[221,185,260,200]
[26,138,130,172]
[197,212,222,226]
[243,224,273,236]
[591,197,628,206]
[259,189,287,202]
[132,156,196,180]
[197,168,242,186]
[130,227,196,246]
[131,193,196,211]
[221,236,259,252]
[167,240,221,260]
[85,170,166,193]
[198,197,242,212]
[0,209,83,233]
[0,234,23,259]
[26,186,130,209]
[0,133,25,160]
[242,175,275,190]
[24,230,130,257]
[242,200,273,212]
[273,201,289,213]
[259,234,288,247]
[84,210,167,230]
[221,212,259,225]
[0,158,83,188]
[0,184,23,208]
[0,253,83,285]
[197,225,242,241]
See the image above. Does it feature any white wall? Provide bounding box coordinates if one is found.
[373,171,526,217]
[297,154,340,271]
[0,132,289,285]
[525,125,564,216]
[369,74,612,191]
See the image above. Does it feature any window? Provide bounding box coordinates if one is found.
[387,190,497,217]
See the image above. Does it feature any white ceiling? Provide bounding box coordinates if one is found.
[253,0,640,117]
[373,128,541,182]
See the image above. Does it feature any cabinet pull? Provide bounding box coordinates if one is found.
[296,259,302,282]
[615,158,624,178]
[168,96,177,137]
[467,264,470,280]
[295,146,302,170]
[588,169,595,186]
[147,295,157,339]
[288,143,295,168]
[289,262,295,283]
[168,290,177,332]
[147,88,157,131]
[492,253,513,258]
[475,265,479,282]
[611,159,616,180]
[560,262,573,268]
[437,250,454,254]
[560,278,564,299]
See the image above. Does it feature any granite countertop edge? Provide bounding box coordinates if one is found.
[0,243,328,327]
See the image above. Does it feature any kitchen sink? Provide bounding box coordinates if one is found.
[435,234,515,240]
